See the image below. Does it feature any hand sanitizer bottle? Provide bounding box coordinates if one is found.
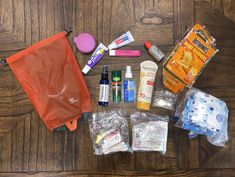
[123,66,135,102]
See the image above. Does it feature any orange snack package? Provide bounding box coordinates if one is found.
[163,24,218,93]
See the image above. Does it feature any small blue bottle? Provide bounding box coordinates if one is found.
[123,66,135,102]
[98,65,109,106]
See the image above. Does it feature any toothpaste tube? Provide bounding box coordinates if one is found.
[82,43,108,74]
[108,31,134,50]
[109,49,141,57]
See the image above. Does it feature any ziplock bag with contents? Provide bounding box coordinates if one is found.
[153,89,178,110]
[89,110,130,155]
[130,112,169,154]
[175,88,229,147]
[6,31,92,131]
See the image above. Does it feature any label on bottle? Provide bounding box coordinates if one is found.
[150,46,165,61]
[99,84,109,102]
[123,80,135,102]
[112,82,121,102]
[138,72,155,103]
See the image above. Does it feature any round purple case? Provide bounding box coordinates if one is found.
[74,33,96,53]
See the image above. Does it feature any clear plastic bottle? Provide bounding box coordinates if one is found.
[123,66,135,102]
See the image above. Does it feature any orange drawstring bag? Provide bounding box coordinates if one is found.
[5,31,92,131]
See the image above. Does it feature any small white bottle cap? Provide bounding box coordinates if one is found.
[125,66,132,78]
[82,65,91,74]
[108,43,115,50]
[109,50,116,56]
[126,31,135,42]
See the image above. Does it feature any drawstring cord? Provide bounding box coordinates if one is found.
[0,58,7,66]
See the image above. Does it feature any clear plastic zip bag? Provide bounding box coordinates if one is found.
[89,110,130,155]
[153,89,178,110]
[175,88,229,147]
[130,112,169,154]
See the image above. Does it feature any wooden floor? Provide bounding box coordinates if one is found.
[0,0,235,176]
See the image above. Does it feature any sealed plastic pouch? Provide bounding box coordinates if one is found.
[89,110,130,155]
[175,88,229,147]
[130,112,169,154]
[163,24,219,93]
[153,89,178,110]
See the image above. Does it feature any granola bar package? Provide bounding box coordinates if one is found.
[163,24,218,93]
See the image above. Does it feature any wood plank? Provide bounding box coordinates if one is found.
[134,152,147,170]
[24,0,32,46]
[0,132,11,172]
[74,122,85,170]
[28,111,39,172]
[12,0,25,42]
[173,0,195,42]
[114,152,134,171]
[0,116,25,133]
[0,0,26,52]
[222,0,235,23]
[0,29,26,52]
[63,0,75,44]
[63,131,75,171]
[230,138,235,167]
[22,116,30,172]
[196,0,235,28]
[0,0,13,31]
[206,0,235,23]
[2,169,235,177]
[36,120,47,171]
[132,0,174,45]
[10,118,24,172]
[54,131,64,171]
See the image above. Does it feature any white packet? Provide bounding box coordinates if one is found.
[130,112,169,154]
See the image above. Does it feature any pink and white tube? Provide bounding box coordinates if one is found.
[109,49,141,57]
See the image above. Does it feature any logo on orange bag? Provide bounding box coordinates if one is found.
[48,85,79,104]
[68,98,79,104]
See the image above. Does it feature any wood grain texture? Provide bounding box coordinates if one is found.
[0,0,235,175]
[195,0,235,168]
[207,0,235,23]
[2,169,235,177]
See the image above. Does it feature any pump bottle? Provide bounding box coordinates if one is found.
[123,66,135,102]
[98,65,109,106]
